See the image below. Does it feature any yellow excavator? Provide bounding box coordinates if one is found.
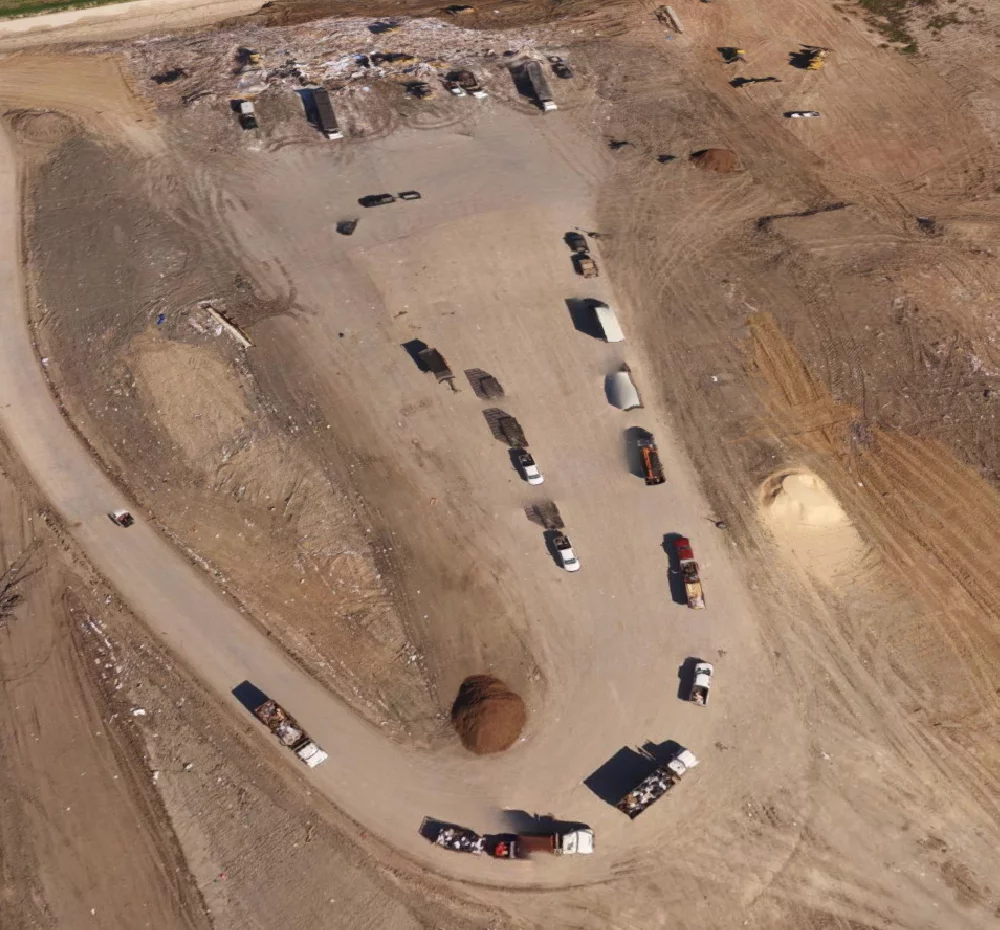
[804,46,829,70]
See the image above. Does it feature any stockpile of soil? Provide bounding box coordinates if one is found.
[451,675,526,754]
[690,148,739,173]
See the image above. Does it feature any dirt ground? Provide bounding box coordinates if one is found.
[5,0,1000,928]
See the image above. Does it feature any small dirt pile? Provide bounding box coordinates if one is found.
[690,148,739,173]
[451,675,526,754]
[761,470,863,579]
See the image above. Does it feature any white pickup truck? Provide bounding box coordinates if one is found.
[688,662,713,706]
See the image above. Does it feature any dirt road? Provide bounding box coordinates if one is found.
[0,0,264,50]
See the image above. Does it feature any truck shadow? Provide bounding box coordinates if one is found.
[585,746,659,807]
[294,87,320,129]
[509,63,536,101]
[231,680,268,713]
[500,809,591,834]
[565,298,603,339]
[662,532,688,606]
[625,426,653,479]
[677,657,702,702]
[401,339,431,372]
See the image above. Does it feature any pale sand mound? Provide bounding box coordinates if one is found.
[761,471,863,578]
[451,675,526,755]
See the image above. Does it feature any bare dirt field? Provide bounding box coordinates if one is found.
[5,0,1000,928]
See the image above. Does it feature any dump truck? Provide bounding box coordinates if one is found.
[488,829,594,858]
[674,536,705,609]
[498,414,527,448]
[253,699,329,767]
[615,748,699,818]
[552,532,580,572]
[637,435,665,485]
[431,825,485,854]
[312,88,343,139]
[524,60,557,111]
[688,662,713,706]
[454,70,488,98]
[573,253,598,278]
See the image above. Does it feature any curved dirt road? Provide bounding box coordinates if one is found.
[0,115,769,884]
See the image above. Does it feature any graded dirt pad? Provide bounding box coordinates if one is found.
[451,674,526,754]
[689,147,739,173]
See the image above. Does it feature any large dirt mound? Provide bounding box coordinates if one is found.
[451,675,526,754]
[690,148,739,173]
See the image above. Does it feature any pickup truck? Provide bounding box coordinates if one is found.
[573,253,599,278]
[674,536,705,609]
[516,450,544,485]
[552,532,580,572]
[688,662,713,706]
[615,748,699,818]
[488,828,594,858]
[253,699,328,767]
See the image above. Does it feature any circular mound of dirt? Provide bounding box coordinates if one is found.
[6,109,76,145]
[451,675,526,754]
[760,470,863,578]
[690,148,739,173]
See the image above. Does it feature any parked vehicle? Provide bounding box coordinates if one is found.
[674,536,705,609]
[524,59,557,111]
[688,661,713,705]
[454,69,488,98]
[637,434,665,485]
[237,100,258,130]
[109,509,134,527]
[515,450,544,486]
[497,414,528,448]
[548,56,574,79]
[552,532,580,572]
[430,824,485,854]
[614,748,699,818]
[359,193,396,207]
[565,231,588,253]
[417,347,456,388]
[785,110,820,118]
[593,302,624,343]
[252,699,329,767]
[573,253,598,277]
[488,829,594,858]
[399,190,422,200]
[606,365,641,411]
[312,87,343,139]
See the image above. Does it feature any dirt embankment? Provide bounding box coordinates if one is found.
[23,130,435,739]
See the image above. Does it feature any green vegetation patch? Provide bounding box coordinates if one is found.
[0,0,133,21]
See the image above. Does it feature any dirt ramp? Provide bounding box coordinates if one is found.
[761,470,863,579]
[451,675,526,754]
[690,148,739,173]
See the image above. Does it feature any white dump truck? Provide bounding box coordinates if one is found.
[524,60,557,111]
[615,748,699,818]
[253,699,329,767]
[488,828,594,858]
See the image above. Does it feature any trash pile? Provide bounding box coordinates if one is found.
[451,674,526,754]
